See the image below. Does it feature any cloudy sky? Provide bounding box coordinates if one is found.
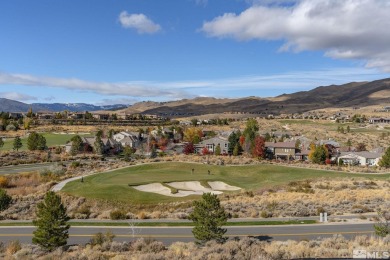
[0,0,389,105]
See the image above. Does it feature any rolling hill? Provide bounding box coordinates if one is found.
[1,78,389,115]
[121,78,390,116]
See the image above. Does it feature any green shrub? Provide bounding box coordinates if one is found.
[110,210,127,220]
[0,189,12,211]
[90,230,115,246]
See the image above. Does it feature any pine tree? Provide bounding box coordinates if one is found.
[37,134,47,150]
[232,143,241,156]
[70,135,83,155]
[379,146,390,168]
[94,135,104,155]
[150,145,157,158]
[215,144,221,155]
[27,132,46,151]
[13,136,22,151]
[32,191,70,251]
[188,193,229,245]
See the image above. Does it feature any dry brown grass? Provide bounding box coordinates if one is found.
[2,235,388,259]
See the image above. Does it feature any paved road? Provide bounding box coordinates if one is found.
[0,162,55,174]
[0,223,375,245]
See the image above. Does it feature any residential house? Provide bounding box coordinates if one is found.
[265,141,297,160]
[337,151,383,166]
[92,113,110,120]
[65,137,120,154]
[9,112,24,119]
[368,118,390,124]
[198,136,230,154]
[37,112,55,120]
[113,131,140,148]
[295,149,310,161]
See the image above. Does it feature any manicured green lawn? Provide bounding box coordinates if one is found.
[62,162,390,204]
[0,133,91,151]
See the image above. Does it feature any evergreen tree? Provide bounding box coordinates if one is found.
[37,134,47,150]
[188,193,229,245]
[214,144,221,155]
[150,145,157,158]
[32,191,70,251]
[227,131,238,154]
[0,188,12,211]
[243,118,259,144]
[94,135,104,155]
[27,132,46,151]
[232,143,242,156]
[0,137,4,148]
[379,146,390,168]
[70,135,83,155]
[13,136,22,151]
[123,145,134,161]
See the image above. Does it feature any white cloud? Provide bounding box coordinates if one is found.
[0,92,37,101]
[0,68,387,101]
[118,11,161,34]
[0,71,189,99]
[201,0,390,72]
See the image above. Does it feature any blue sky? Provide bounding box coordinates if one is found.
[0,0,389,105]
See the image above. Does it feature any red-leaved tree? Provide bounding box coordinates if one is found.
[183,142,195,155]
[252,136,265,158]
[201,147,209,155]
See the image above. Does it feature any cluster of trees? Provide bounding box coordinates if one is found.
[351,114,367,123]
[228,119,265,158]
[337,125,350,134]
[308,143,329,164]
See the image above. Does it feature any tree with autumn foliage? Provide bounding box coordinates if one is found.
[308,142,317,161]
[183,142,195,155]
[201,147,209,155]
[252,136,265,159]
[184,127,203,144]
[310,145,328,164]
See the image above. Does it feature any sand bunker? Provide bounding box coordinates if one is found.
[133,181,240,197]
[208,181,241,191]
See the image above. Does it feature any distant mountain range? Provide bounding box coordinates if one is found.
[119,78,390,116]
[1,78,389,114]
[0,99,127,113]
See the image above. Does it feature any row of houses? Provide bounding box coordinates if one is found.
[64,130,385,166]
[7,112,162,121]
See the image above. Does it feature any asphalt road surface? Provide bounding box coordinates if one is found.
[0,223,375,245]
